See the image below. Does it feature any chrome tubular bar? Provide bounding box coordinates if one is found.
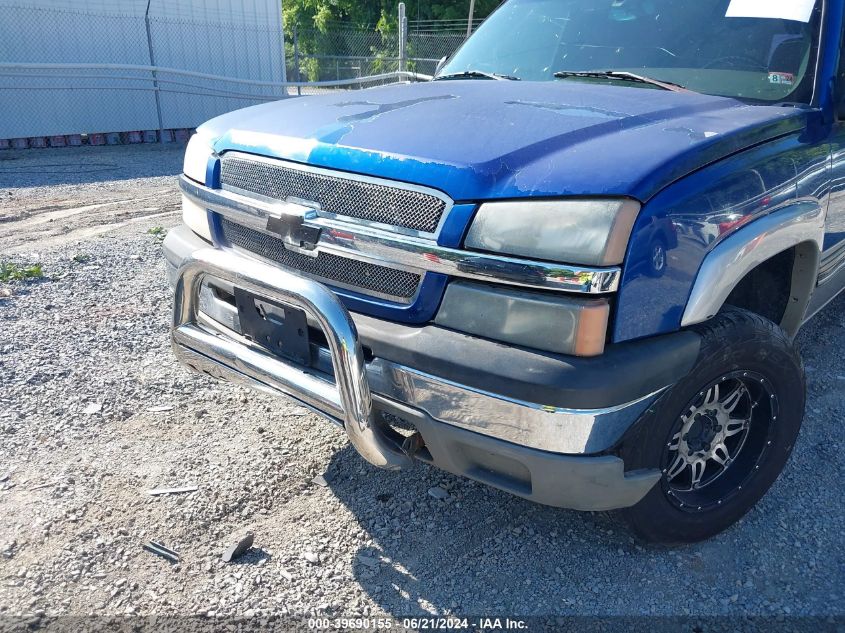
[180,176,622,294]
[172,247,413,470]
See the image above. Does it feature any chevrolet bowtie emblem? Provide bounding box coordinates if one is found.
[266,205,322,255]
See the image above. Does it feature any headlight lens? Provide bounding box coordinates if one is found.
[465,199,640,267]
[182,131,214,240]
[181,194,212,241]
[183,132,214,184]
[436,281,610,356]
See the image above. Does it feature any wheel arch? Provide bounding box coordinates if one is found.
[681,200,825,338]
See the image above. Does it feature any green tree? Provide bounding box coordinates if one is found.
[283,0,501,37]
[284,0,502,81]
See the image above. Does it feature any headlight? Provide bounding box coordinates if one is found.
[465,199,640,267]
[183,131,214,184]
[436,281,610,357]
[181,193,212,242]
[182,131,215,240]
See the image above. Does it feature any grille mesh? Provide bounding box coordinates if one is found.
[220,155,446,234]
[220,218,421,303]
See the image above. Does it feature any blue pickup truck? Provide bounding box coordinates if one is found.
[164,0,845,543]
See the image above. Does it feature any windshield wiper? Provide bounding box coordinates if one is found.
[434,70,520,81]
[554,70,688,92]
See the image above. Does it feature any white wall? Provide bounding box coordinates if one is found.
[148,0,288,129]
[0,0,148,11]
[0,0,286,138]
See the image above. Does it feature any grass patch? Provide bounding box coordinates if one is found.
[147,226,167,237]
[0,262,43,283]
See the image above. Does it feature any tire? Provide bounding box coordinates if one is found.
[620,307,805,544]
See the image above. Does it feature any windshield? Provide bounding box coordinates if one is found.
[440,0,822,102]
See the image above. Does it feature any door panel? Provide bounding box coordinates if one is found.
[824,132,845,279]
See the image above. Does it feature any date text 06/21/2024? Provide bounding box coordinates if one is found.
[307,618,529,630]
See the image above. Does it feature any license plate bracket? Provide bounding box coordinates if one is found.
[234,288,310,366]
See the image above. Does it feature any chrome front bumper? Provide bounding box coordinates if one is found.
[173,247,412,470]
[166,227,664,510]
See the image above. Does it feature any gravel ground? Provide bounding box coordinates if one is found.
[0,145,843,624]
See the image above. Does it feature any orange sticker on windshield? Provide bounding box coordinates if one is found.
[769,72,795,86]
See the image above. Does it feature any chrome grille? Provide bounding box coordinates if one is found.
[220,218,421,303]
[220,155,447,234]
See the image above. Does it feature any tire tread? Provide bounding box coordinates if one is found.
[619,307,805,544]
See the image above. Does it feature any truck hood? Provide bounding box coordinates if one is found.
[204,80,807,202]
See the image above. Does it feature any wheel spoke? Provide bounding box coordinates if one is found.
[668,431,681,451]
[704,383,719,407]
[711,443,731,467]
[690,460,706,489]
[666,454,686,481]
[721,384,746,414]
[724,418,749,438]
[665,372,773,500]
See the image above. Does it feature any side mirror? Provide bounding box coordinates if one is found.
[435,56,448,76]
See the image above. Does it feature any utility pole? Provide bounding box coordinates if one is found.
[467,0,476,37]
[398,3,407,72]
[293,25,302,96]
[144,0,165,143]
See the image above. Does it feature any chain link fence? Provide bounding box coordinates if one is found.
[407,23,473,76]
[288,27,401,83]
[0,3,473,143]
[0,3,290,140]
[288,17,478,82]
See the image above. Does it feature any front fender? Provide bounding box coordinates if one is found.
[682,200,824,336]
[613,131,829,342]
